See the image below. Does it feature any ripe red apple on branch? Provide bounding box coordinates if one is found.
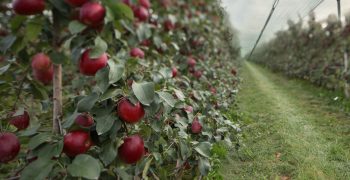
[130,48,145,59]
[65,0,88,7]
[63,130,93,157]
[79,49,108,76]
[118,135,145,164]
[191,118,202,134]
[134,6,149,22]
[75,113,94,128]
[12,0,45,15]
[31,53,53,84]
[79,2,106,27]
[172,67,178,78]
[139,0,151,9]
[187,57,196,67]
[9,110,30,130]
[117,98,145,123]
[0,132,20,163]
[164,19,175,31]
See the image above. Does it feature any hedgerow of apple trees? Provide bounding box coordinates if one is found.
[0,0,240,179]
[250,13,350,98]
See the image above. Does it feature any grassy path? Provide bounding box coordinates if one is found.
[222,62,350,179]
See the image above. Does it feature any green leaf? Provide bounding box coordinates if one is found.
[198,157,211,176]
[67,154,101,179]
[49,51,66,64]
[90,36,108,59]
[77,92,99,112]
[31,81,49,100]
[95,114,116,135]
[114,168,133,180]
[0,64,10,75]
[62,111,79,128]
[136,24,152,41]
[99,141,117,166]
[114,29,121,39]
[194,142,211,158]
[104,1,134,21]
[36,141,63,159]
[18,124,40,137]
[28,133,51,150]
[95,67,110,93]
[20,158,55,180]
[142,158,153,179]
[13,107,25,116]
[157,92,177,107]
[174,89,185,101]
[10,15,26,32]
[108,61,124,84]
[0,35,16,53]
[132,82,155,105]
[100,88,123,101]
[159,68,172,79]
[68,20,87,34]
[179,140,190,160]
[25,18,43,42]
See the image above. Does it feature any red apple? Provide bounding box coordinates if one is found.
[188,66,195,73]
[210,87,216,94]
[160,0,171,8]
[12,0,45,15]
[191,118,202,134]
[193,70,202,79]
[187,57,196,67]
[138,0,150,9]
[117,98,145,123]
[134,6,149,22]
[75,113,94,128]
[140,39,151,47]
[33,66,53,85]
[65,0,88,7]
[9,110,30,130]
[172,67,178,78]
[164,19,175,31]
[79,2,106,27]
[79,49,108,76]
[31,53,52,72]
[63,131,92,157]
[184,161,191,170]
[122,0,132,6]
[184,106,193,113]
[130,48,145,59]
[231,68,237,76]
[118,135,144,164]
[0,132,20,163]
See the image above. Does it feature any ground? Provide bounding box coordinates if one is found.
[222,62,350,180]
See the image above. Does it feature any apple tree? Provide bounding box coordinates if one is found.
[0,0,241,179]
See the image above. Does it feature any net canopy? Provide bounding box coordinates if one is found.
[222,0,350,55]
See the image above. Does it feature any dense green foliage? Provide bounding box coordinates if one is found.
[250,13,350,94]
[0,0,240,179]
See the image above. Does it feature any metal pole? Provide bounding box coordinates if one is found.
[248,0,280,59]
[337,0,341,20]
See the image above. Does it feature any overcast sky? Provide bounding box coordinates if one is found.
[221,0,350,54]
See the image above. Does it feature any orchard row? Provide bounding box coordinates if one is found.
[0,0,240,179]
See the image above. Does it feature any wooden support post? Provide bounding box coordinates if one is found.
[53,64,63,134]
